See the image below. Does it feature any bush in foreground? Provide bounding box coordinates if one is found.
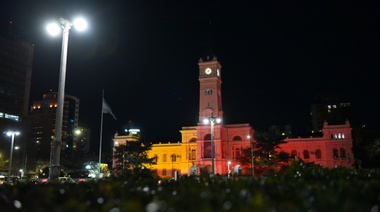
[0,166,378,211]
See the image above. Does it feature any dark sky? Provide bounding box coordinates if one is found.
[1,1,379,152]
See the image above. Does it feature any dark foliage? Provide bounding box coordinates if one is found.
[113,140,155,176]
[0,167,378,211]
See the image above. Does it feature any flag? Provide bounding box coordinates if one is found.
[102,98,117,120]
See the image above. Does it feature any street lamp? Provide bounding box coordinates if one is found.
[227,160,231,178]
[5,131,20,184]
[247,135,255,177]
[203,114,221,176]
[47,17,87,180]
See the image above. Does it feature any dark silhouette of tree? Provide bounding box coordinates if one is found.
[113,139,155,176]
[237,131,289,176]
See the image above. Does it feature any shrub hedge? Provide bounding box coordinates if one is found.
[0,164,378,212]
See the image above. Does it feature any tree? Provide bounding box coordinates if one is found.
[113,139,155,176]
[253,131,289,174]
[237,131,289,176]
[0,155,9,172]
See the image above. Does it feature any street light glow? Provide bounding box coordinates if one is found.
[46,23,61,36]
[73,17,87,31]
[6,131,20,136]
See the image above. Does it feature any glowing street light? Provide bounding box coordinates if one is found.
[248,135,255,177]
[5,131,20,184]
[47,17,87,181]
[227,160,231,178]
[203,114,221,176]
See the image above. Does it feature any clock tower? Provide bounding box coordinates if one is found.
[198,56,223,123]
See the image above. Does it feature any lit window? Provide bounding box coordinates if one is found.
[342,133,345,139]
[333,105,337,108]
[327,105,331,109]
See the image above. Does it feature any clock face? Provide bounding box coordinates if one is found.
[205,68,212,75]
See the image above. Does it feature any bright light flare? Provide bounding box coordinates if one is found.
[73,18,87,31]
[6,131,20,136]
[46,23,61,36]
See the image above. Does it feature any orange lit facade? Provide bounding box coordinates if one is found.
[113,56,354,178]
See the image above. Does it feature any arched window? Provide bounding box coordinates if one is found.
[303,150,310,159]
[190,149,196,160]
[204,134,211,141]
[291,150,297,158]
[171,154,176,162]
[233,136,242,141]
[315,149,322,159]
[340,148,346,158]
[189,137,197,143]
[163,154,167,162]
[333,148,339,158]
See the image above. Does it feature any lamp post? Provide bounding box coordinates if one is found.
[6,131,20,184]
[247,135,255,178]
[47,17,87,180]
[203,114,221,176]
[227,160,231,178]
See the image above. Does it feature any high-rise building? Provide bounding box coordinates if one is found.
[0,35,34,174]
[310,94,352,133]
[29,91,79,168]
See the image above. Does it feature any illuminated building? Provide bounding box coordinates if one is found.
[113,55,354,178]
[0,35,34,171]
[29,91,80,168]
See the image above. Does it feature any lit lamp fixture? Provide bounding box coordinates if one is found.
[203,114,221,176]
[227,160,231,178]
[47,17,87,181]
[5,131,20,184]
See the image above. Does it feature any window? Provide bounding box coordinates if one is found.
[205,89,213,95]
[163,154,167,162]
[232,136,242,141]
[291,150,297,158]
[315,149,322,159]
[303,150,310,159]
[204,142,211,158]
[190,149,196,160]
[171,154,176,162]
[189,138,196,143]
[204,134,211,140]
[153,154,158,163]
[333,148,339,158]
[340,148,346,158]
[162,169,166,176]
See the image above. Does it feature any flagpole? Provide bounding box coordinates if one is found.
[98,89,104,179]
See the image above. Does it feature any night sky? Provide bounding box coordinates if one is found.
[1,1,379,152]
